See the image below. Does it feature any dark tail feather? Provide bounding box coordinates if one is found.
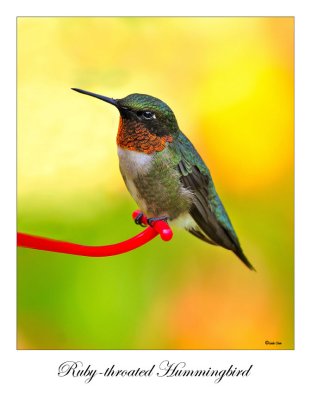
[187,227,217,246]
[233,247,256,271]
[188,226,255,271]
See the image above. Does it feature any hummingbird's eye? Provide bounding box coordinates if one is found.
[137,110,156,120]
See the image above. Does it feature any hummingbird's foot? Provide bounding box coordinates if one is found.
[134,212,146,227]
[147,216,169,226]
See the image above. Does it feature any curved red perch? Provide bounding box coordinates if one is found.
[17,211,173,257]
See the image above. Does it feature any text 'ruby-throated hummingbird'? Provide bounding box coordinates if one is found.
[72,88,254,270]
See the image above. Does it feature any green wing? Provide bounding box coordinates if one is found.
[170,132,254,270]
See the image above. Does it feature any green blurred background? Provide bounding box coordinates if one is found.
[17,17,294,349]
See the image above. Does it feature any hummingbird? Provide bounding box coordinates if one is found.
[72,88,254,270]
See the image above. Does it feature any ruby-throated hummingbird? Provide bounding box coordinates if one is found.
[72,88,254,270]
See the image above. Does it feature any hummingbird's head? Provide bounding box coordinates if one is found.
[116,93,179,132]
[72,88,180,154]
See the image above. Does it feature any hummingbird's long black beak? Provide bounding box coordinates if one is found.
[71,88,118,107]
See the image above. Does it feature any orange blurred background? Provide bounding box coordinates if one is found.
[17,17,294,349]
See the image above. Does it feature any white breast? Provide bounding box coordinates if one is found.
[117,147,153,179]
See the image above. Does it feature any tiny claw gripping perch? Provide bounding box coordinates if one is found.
[132,210,173,241]
[17,210,173,257]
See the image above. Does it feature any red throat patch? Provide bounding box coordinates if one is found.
[116,118,173,154]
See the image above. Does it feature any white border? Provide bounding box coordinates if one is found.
[2,1,310,398]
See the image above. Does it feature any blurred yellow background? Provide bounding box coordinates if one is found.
[17,17,294,349]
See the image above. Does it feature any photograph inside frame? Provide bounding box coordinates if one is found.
[17,16,294,350]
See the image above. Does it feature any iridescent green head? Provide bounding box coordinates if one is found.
[117,93,178,132]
